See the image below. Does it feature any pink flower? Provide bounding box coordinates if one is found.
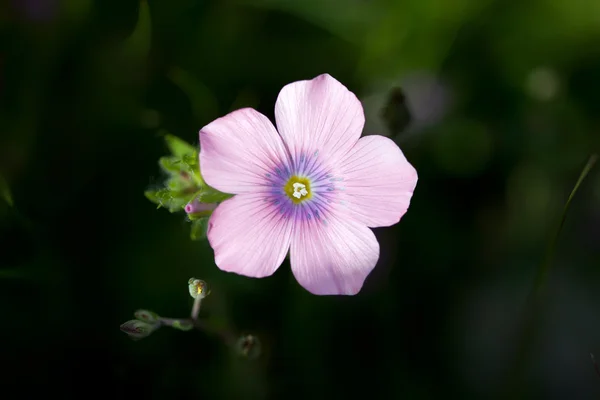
[199,74,418,295]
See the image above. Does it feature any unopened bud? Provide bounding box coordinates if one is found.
[188,278,209,299]
[120,319,159,340]
[134,309,160,323]
[235,334,261,359]
[184,199,217,219]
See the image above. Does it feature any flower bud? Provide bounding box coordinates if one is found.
[134,309,160,324]
[235,334,261,359]
[188,278,209,299]
[184,198,217,220]
[120,319,159,341]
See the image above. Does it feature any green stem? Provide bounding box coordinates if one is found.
[528,154,598,300]
[505,154,597,397]
[160,316,236,347]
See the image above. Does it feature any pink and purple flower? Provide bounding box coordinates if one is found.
[199,74,418,295]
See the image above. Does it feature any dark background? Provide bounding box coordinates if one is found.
[1,0,600,398]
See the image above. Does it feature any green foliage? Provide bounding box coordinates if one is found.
[190,217,209,241]
[197,187,233,204]
[145,133,202,213]
[144,187,196,213]
[164,133,198,160]
[144,133,230,239]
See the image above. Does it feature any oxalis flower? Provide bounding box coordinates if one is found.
[199,74,418,295]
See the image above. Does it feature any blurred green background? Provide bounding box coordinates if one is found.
[1,0,600,398]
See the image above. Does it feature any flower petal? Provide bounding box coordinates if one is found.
[199,108,290,195]
[340,135,417,228]
[290,214,379,295]
[207,193,293,278]
[274,74,364,165]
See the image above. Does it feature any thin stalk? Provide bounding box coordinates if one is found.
[504,154,597,398]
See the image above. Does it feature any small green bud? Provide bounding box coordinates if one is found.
[120,319,158,340]
[134,309,160,323]
[171,319,194,331]
[235,334,261,359]
[188,278,209,299]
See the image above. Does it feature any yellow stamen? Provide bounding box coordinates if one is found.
[284,176,312,204]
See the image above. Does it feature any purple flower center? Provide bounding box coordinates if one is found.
[262,150,344,223]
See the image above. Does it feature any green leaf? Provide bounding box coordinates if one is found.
[181,153,199,169]
[146,133,213,213]
[198,187,233,203]
[159,156,183,175]
[164,133,197,159]
[190,218,209,241]
[121,1,152,63]
[0,174,13,207]
[165,176,189,191]
[144,187,169,205]
[160,133,205,187]
[144,188,189,212]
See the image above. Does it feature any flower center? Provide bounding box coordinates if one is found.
[284,176,312,204]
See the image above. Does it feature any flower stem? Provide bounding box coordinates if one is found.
[505,154,597,396]
[191,295,202,320]
[160,316,236,346]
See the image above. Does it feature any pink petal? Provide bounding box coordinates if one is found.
[339,135,417,228]
[274,74,364,164]
[199,108,290,195]
[290,214,379,295]
[207,193,293,277]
